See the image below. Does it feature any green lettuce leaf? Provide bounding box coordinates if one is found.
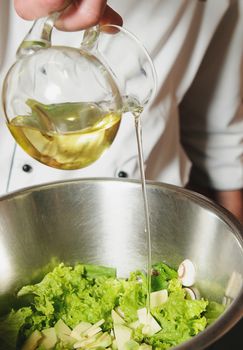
[0,307,32,350]
[83,264,116,279]
[119,271,147,323]
[204,301,226,325]
[149,279,208,348]
[16,263,122,333]
[151,262,177,291]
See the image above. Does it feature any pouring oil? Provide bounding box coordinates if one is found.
[132,107,152,315]
[124,96,152,313]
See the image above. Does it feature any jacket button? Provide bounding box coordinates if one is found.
[22,164,33,173]
[118,171,128,178]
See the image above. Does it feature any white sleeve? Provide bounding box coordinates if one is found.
[179,0,243,191]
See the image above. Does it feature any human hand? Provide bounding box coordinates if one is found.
[14,0,123,31]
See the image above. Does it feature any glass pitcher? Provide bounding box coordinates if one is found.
[2,13,156,170]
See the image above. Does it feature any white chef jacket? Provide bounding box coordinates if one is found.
[0,0,242,195]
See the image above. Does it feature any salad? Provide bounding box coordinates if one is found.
[0,261,225,350]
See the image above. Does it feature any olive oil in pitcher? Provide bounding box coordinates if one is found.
[8,99,121,170]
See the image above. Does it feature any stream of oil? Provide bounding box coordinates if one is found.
[134,112,152,314]
[124,95,152,313]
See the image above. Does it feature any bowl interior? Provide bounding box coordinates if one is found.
[0,178,242,349]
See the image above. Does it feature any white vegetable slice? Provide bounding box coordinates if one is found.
[54,319,71,336]
[86,326,102,338]
[113,324,132,350]
[178,259,196,287]
[73,333,101,348]
[116,307,125,318]
[85,319,105,337]
[21,330,42,350]
[112,309,125,324]
[150,289,168,308]
[112,338,118,349]
[137,308,161,336]
[54,320,76,346]
[39,328,57,349]
[74,332,112,349]
[184,287,196,300]
[91,332,112,348]
[137,308,148,325]
[124,339,140,349]
[138,344,152,350]
[185,286,201,300]
[70,321,92,340]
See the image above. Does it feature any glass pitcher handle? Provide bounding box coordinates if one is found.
[81,26,100,50]
[16,12,100,58]
[16,12,60,58]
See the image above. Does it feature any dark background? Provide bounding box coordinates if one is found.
[207,318,242,349]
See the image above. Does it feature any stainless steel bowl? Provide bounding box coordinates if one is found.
[0,178,242,349]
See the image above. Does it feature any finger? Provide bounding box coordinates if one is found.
[14,0,71,20]
[99,5,123,28]
[97,6,123,34]
[55,1,122,31]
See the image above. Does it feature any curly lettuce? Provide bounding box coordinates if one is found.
[0,262,225,349]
